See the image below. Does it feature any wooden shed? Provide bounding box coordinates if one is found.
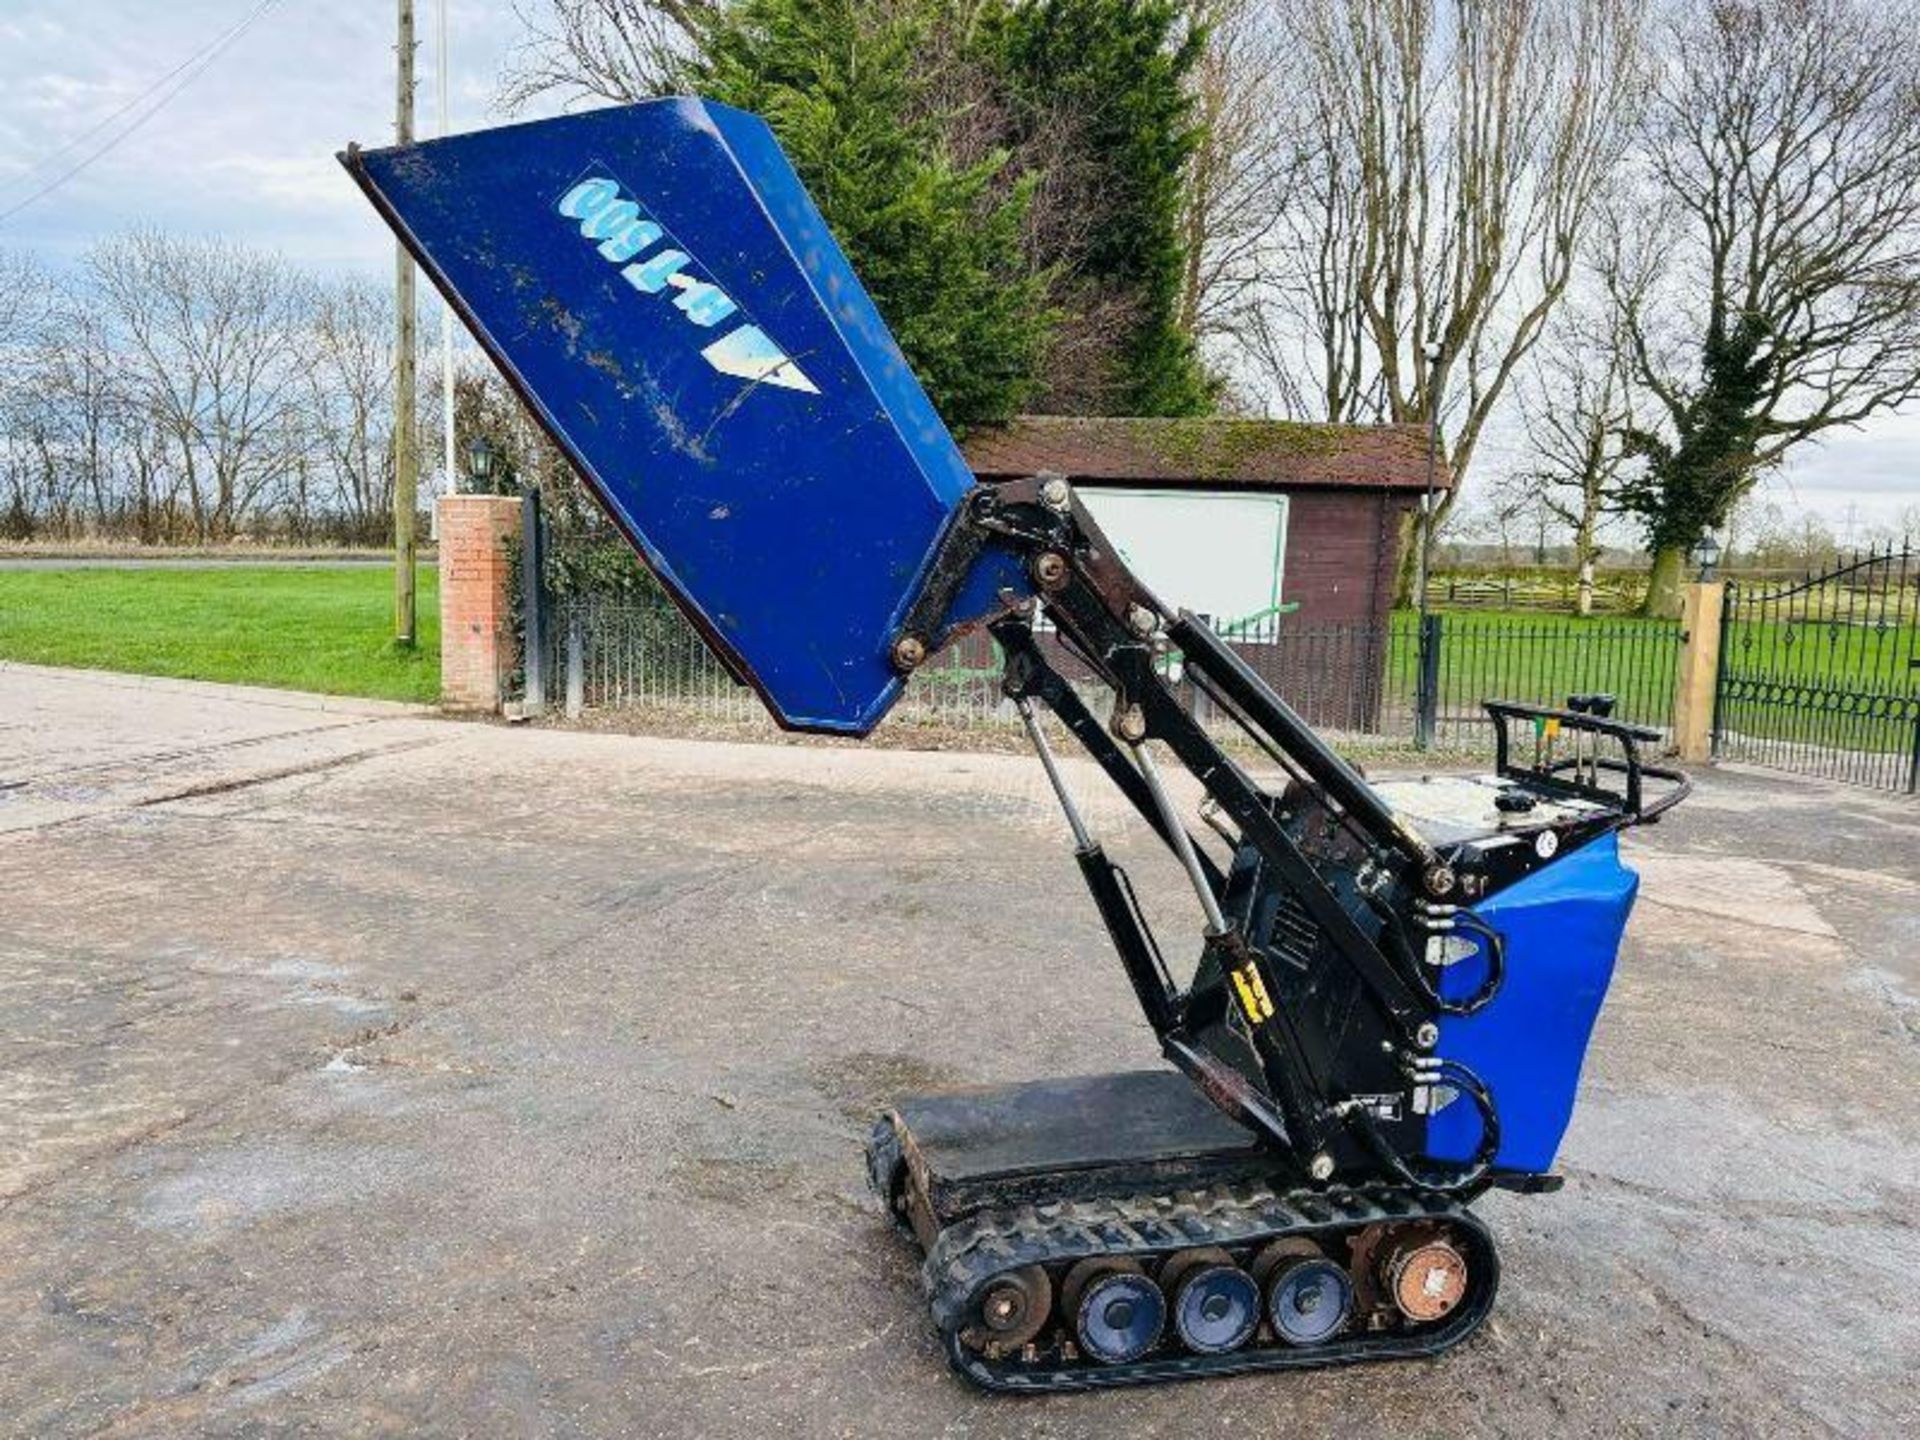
[961,416,1450,730]
[962,415,1449,629]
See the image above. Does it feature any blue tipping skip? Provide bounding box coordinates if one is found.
[345,97,1027,736]
[1426,833,1639,1173]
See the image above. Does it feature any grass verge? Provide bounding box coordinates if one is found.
[0,565,439,703]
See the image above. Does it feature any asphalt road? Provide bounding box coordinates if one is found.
[2,662,1915,1437]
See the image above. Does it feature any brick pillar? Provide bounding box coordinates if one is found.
[437,495,523,711]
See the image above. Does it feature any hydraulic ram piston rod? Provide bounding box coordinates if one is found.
[1133,741,1229,936]
[1017,697,1093,851]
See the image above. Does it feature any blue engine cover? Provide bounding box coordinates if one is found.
[1425,833,1639,1173]
[344,98,1027,735]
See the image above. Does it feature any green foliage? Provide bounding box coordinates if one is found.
[686,0,1052,429]
[973,0,1214,415]
[542,540,664,604]
[1617,310,1775,552]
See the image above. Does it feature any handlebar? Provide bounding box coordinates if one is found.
[1483,700,1692,824]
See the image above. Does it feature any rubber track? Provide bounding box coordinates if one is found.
[921,1181,1499,1393]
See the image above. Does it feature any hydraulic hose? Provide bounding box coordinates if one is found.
[1341,1056,1501,1195]
[1367,898,1507,1018]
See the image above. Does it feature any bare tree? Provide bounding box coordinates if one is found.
[0,249,55,538]
[1458,469,1555,570]
[1605,0,1920,615]
[0,250,51,356]
[1516,302,1635,613]
[500,0,716,111]
[1179,0,1292,354]
[87,231,312,543]
[1896,504,1920,548]
[1240,0,1646,598]
[2,239,450,546]
[0,259,134,542]
[35,284,131,536]
[305,280,400,545]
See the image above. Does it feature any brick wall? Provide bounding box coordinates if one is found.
[1281,489,1415,626]
[437,495,523,711]
[1235,489,1415,730]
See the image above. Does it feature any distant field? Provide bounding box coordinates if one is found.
[0,566,439,703]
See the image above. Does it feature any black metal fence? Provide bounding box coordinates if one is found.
[1418,612,1682,743]
[1212,615,1399,736]
[1713,545,1920,793]
[525,580,1683,750]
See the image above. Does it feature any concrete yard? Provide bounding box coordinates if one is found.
[2,661,1916,1437]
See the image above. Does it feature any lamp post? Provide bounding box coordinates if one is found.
[1412,338,1446,751]
[1415,338,1446,620]
[436,0,455,537]
[465,434,495,494]
[1692,530,1722,582]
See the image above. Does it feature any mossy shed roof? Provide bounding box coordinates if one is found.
[961,416,1451,492]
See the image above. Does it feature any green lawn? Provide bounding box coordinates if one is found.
[1385,609,1916,753]
[1385,610,1684,725]
[0,566,440,703]
[1407,607,1919,697]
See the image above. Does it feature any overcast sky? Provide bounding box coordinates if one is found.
[1,0,1915,539]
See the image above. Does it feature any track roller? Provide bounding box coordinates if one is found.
[1252,1238,1352,1347]
[1061,1258,1165,1364]
[960,1264,1052,1354]
[1380,1235,1469,1323]
[1160,1247,1261,1355]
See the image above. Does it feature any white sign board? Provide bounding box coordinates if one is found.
[1080,487,1288,625]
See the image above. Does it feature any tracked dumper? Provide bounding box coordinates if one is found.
[346,96,1689,1393]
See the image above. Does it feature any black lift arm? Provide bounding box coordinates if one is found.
[892,474,1674,1193]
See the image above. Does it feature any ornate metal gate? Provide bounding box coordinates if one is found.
[1713,545,1920,793]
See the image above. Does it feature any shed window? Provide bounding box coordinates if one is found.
[1079,488,1289,630]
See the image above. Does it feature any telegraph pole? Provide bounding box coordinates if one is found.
[393,0,419,646]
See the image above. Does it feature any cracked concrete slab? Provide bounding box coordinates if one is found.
[1632,852,1841,937]
[0,663,442,835]
[0,664,1915,1437]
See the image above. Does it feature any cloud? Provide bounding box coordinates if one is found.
[202,153,360,213]
[0,0,524,271]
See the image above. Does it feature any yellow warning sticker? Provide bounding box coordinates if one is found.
[1231,963,1275,1024]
